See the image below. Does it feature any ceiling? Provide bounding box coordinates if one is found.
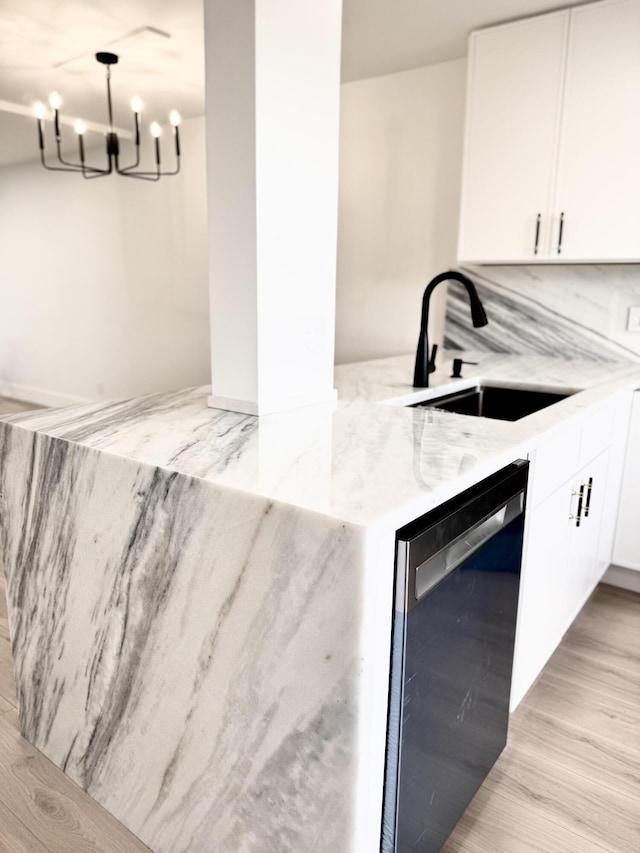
[0,0,591,169]
[341,0,593,82]
[0,0,205,168]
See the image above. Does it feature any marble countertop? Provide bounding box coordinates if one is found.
[3,351,639,530]
[2,350,640,853]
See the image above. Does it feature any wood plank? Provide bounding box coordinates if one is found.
[0,577,16,705]
[520,670,640,749]
[0,570,9,637]
[0,397,41,415]
[543,643,640,707]
[443,771,611,853]
[561,608,640,673]
[0,589,10,644]
[596,582,640,613]
[565,583,640,634]
[510,702,640,796]
[0,712,151,853]
[0,571,8,624]
[481,742,640,851]
[0,797,51,853]
[0,636,17,709]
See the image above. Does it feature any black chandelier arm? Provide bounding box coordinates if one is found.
[39,135,179,179]
[40,147,84,173]
[57,151,111,176]
[112,152,158,180]
[51,139,112,176]
[116,113,143,173]
[116,171,161,182]
[115,159,181,179]
[79,155,113,176]
[55,139,88,171]
[81,160,114,179]
[38,128,83,172]
[45,147,111,176]
[114,148,180,179]
[116,146,142,174]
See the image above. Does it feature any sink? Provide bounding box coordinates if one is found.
[409,383,577,422]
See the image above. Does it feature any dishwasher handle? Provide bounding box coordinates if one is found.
[396,460,528,612]
[416,492,524,602]
[412,492,523,602]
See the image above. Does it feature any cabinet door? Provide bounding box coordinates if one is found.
[563,451,610,628]
[613,392,640,571]
[511,481,572,709]
[596,392,633,577]
[458,12,569,263]
[554,0,640,261]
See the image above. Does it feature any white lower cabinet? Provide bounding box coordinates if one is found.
[613,392,640,572]
[561,450,610,628]
[510,480,571,708]
[511,395,631,710]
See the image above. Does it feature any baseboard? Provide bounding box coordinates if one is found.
[0,381,92,409]
[602,564,640,594]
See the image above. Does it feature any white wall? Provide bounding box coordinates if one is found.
[1,58,469,406]
[335,57,467,365]
[0,116,210,406]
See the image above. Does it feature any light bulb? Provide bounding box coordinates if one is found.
[74,119,86,135]
[34,101,47,120]
[49,91,62,110]
[131,95,143,113]
[150,121,162,138]
[169,110,181,127]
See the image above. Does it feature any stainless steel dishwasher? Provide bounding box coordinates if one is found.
[382,461,528,852]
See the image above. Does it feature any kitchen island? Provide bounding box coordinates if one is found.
[0,351,638,853]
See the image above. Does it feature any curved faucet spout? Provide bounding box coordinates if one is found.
[413,270,488,388]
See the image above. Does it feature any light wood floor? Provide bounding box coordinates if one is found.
[1,397,638,850]
[0,396,41,416]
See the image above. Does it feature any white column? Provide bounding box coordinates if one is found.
[204,0,342,415]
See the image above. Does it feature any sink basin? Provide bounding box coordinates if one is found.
[410,383,576,422]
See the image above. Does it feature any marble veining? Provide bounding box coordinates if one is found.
[445,264,640,362]
[1,350,639,853]
[3,353,639,530]
[0,424,364,852]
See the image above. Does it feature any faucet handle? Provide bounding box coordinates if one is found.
[428,343,438,374]
[451,358,478,379]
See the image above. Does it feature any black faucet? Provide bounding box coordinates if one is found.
[413,270,488,387]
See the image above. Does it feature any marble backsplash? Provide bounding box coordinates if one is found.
[444,265,640,363]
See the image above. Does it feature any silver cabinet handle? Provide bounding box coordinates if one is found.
[570,482,585,527]
[557,211,565,255]
[534,213,541,255]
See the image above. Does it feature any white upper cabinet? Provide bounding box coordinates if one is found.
[458,12,569,263]
[554,0,640,260]
[458,0,640,264]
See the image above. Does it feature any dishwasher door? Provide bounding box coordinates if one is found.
[382,461,528,853]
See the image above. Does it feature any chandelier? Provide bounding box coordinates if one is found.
[34,52,181,181]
